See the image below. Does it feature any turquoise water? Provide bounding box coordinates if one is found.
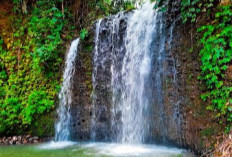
[0,142,195,157]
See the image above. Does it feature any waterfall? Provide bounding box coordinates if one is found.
[55,38,80,141]
[91,12,128,141]
[91,1,178,144]
[114,2,162,143]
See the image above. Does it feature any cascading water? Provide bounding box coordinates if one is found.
[91,1,177,144]
[116,2,163,144]
[55,38,80,141]
[91,19,103,141]
[91,12,129,141]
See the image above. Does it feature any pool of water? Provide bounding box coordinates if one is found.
[0,142,195,157]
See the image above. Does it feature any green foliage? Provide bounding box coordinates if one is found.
[23,91,54,124]
[198,5,232,128]
[80,29,89,40]
[93,0,136,16]
[0,0,74,134]
[27,0,66,72]
[12,0,22,13]
[153,0,217,23]
[0,37,59,133]
[181,0,216,23]
[82,0,136,38]
[152,0,167,11]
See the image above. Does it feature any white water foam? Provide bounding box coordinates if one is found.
[38,141,76,150]
[83,142,184,157]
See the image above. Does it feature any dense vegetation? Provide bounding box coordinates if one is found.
[199,5,232,132]
[0,0,73,134]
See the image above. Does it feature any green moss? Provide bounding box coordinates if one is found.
[200,127,216,137]
[79,28,95,94]
[28,110,56,137]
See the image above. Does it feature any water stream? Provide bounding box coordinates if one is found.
[117,2,164,144]
[55,38,80,141]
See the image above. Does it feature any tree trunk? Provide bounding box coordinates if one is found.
[22,0,28,14]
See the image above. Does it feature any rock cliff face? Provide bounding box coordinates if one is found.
[165,15,223,154]
[68,38,93,141]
